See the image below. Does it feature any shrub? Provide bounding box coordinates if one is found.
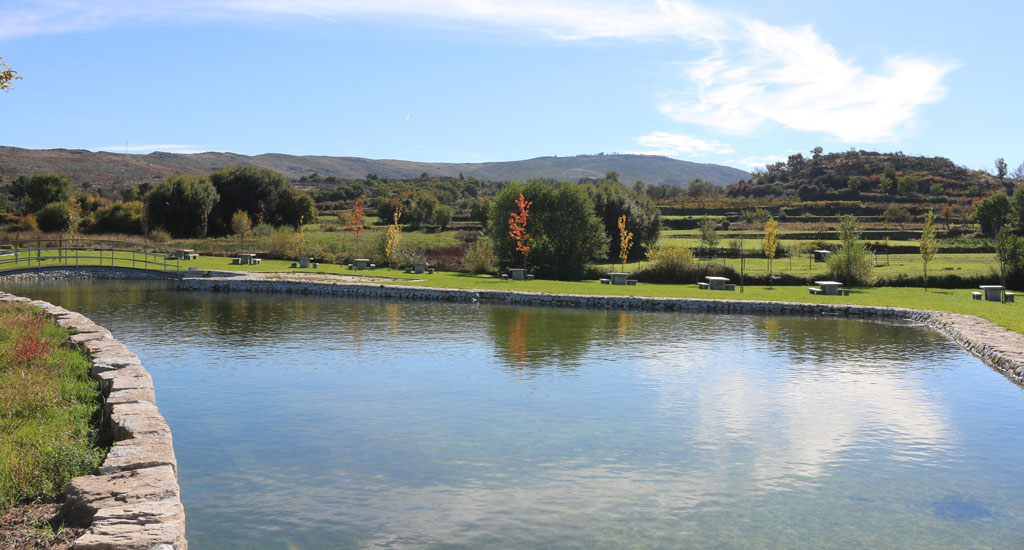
[463,237,496,274]
[35,201,80,233]
[147,227,172,244]
[633,246,698,283]
[266,227,306,259]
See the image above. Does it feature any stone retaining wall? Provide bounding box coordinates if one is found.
[0,291,186,549]
[174,276,1024,387]
[0,266,176,280]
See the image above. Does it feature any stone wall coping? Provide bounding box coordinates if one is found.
[0,291,186,549]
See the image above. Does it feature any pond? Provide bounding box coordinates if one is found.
[5,280,1024,549]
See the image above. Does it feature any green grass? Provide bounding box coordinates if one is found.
[0,302,106,508]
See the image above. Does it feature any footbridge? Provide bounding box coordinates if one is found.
[0,238,191,278]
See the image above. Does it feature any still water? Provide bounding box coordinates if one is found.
[5,280,1024,549]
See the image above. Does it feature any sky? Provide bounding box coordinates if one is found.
[0,0,1022,173]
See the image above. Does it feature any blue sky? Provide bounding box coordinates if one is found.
[1,0,1021,173]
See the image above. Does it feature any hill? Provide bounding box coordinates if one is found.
[727,150,1005,204]
[0,147,749,191]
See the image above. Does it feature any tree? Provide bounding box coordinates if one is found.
[432,204,452,231]
[974,192,1012,237]
[811,146,824,159]
[996,157,1008,180]
[588,181,660,261]
[208,166,307,234]
[995,226,1022,289]
[231,210,252,252]
[698,216,720,262]
[880,166,897,193]
[920,210,939,291]
[826,215,873,286]
[618,214,633,271]
[470,198,490,227]
[897,175,917,195]
[343,196,366,258]
[762,217,779,286]
[883,204,912,230]
[940,203,956,230]
[1012,184,1024,230]
[0,57,21,92]
[488,181,606,280]
[508,193,532,271]
[145,173,219,237]
[20,174,74,213]
[278,189,317,229]
[384,206,403,267]
[1013,161,1024,182]
[36,200,80,233]
[687,178,718,198]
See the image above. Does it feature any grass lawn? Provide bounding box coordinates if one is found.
[0,302,105,509]
[3,251,1018,334]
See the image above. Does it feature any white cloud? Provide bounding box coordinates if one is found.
[728,155,786,169]
[2,1,955,145]
[659,21,955,142]
[94,144,206,154]
[634,131,733,157]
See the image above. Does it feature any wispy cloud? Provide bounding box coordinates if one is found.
[728,155,787,169]
[3,1,955,145]
[659,21,955,142]
[94,144,206,154]
[634,131,733,157]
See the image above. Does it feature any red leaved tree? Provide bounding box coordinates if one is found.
[343,196,365,259]
[508,192,532,271]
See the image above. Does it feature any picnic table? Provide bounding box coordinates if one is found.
[176,249,198,260]
[814,281,844,296]
[298,257,312,268]
[509,268,525,281]
[705,276,730,290]
[355,258,370,270]
[237,253,259,265]
[980,285,1004,302]
[609,272,629,285]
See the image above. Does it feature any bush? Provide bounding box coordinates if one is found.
[147,228,172,243]
[633,246,698,283]
[266,228,306,259]
[86,200,144,235]
[463,237,496,274]
[35,201,79,233]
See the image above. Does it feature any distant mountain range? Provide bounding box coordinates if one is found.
[0,147,749,191]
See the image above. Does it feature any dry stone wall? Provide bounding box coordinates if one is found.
[0,291,186,550]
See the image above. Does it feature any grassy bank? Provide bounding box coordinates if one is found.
[0,302,105,509]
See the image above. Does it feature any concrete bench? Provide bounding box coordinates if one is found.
[291,262,298,268]
[501,273,509,280]
[231,258,240,265]
[600,278,610,284]
[347,264,354,270]
[369,263,376,269]
[626,279,637,286]
[1006,292,1015,303]
[724,284,735,291]
[839,288,851,296]
[972,291,982,300]
[808,287,822,295]
[428,267,435,274]
[697,282,710,290]
[526,274,535,280]
[251,258,261,265]
[405,267,413,273]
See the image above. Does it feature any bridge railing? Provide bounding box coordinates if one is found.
[0,238,186,275]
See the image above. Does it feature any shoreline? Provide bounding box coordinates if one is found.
[4,267,1023,388]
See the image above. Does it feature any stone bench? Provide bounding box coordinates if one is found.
[724,284,735,291]
[1006,292,1015,303]
[839,288,851,296]
[526,274,535,280]
[697,282,709,290]
[501,273,509,280]
[808,287,822,295]
[972,291,982,300]
[599,278,610,284]
[231,258,240,265]
[626,279,637,286]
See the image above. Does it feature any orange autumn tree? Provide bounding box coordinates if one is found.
[617,214,633,271]
[508,192,532,270]
[343,196,365,259]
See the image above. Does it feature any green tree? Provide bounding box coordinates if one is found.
[897,175,917,194]
[686,178,718,198]
[470,198,491,227]
[36,200,80,233]
[930,183,945,196]
[208,166,306,234]
[974,192,1012,237]
[883,204,912,230]
[920,210,939,290]
[826,214,873,286]
[20,174,74,213]
[588,180,660,261]
[995,157,1008,180]
[488,181,606,280]
[698,216,720,261]
[432,204,452,231]
[1011,184,1024,230]
[880,166,898,193]
[995,226,1022,289]
[87,200,144,234]
[145,173,219,237]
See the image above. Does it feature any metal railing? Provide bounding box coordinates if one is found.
[0,238,187,276]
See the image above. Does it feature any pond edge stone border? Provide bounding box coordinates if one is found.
[0,290,186,550]
[172,274,1024,387]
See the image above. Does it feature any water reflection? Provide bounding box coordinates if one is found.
[4,281,1024,549]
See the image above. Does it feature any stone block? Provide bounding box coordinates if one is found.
[108,402,171,441]
[74,500,187,550]
[64,465,179,525]
[95,365,153,394]
[100,433,178,475]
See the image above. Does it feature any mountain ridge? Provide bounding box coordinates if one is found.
[0,146,749,190]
